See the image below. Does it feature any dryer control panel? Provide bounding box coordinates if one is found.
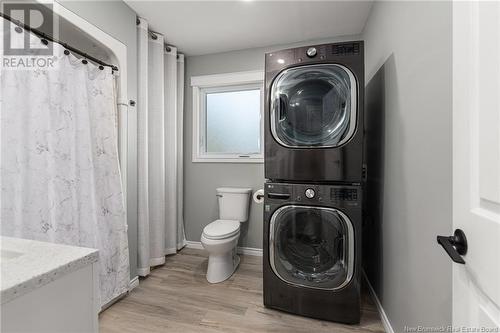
[265,41,364,75]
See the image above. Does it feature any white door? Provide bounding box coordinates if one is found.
[452,1,500,329]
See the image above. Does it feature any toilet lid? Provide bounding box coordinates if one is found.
[203,220,240,240]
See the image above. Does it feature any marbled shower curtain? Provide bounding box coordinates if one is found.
[0,19,130,307]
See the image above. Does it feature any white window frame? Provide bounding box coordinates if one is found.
[191,70,264,163]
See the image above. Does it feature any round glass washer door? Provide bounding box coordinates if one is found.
[269,205,355,290]
[270,64,357,148]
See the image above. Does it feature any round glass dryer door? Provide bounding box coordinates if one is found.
[270,64,357,148]
[269,205,354,290]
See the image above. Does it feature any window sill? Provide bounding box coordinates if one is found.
[192,156,264,164]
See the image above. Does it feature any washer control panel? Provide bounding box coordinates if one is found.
[265,182,361,207]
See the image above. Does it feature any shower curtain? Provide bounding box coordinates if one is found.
[0,19,130,307]
[136,18,186,277]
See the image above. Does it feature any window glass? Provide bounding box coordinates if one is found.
[270,64,356,147]
[205,89,261,154]
[271,206,353,289]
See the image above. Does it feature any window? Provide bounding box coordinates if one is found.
[191,71,264,163]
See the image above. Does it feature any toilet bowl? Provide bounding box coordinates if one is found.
[201,187,252,283]
[201,220,240,283]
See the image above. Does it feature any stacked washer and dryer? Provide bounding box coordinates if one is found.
[263,41,365,324]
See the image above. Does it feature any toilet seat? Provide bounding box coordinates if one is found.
[203,219,240,240]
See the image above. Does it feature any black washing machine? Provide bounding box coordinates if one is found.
[263,182,362,324]
[265,41,365,183]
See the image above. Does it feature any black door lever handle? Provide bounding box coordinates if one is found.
[437,229,468,264]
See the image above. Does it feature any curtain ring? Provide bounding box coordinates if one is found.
[82,59,88,65]
[14,26,23,33]
[64,50,70,55]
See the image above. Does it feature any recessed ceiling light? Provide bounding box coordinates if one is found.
[277,59,285,64]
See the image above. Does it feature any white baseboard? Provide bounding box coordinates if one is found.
[185,241,263,257]
[363,270,394,333]
[238,246,263,256]
[129,276,139,291]
[185,241,204,250]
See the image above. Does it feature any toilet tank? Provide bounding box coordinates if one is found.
[216,187,252,222]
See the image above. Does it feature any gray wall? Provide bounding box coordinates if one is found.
[362,1,452,331]
[59,1,139,279]
[184,36,360,249]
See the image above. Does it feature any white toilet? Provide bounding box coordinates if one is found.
[201,187,252,283]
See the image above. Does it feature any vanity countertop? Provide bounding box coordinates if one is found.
[0,236,98,304]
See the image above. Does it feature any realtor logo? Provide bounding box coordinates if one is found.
[2,2,56,69]
[2,2,54,55]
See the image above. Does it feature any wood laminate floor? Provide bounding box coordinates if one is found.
[100,248,384,333]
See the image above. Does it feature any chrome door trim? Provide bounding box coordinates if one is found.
[269,64,358,148]
[269,204,355,291]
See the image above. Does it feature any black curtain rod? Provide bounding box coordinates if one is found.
[0,12,119,71]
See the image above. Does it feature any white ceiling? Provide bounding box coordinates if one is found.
[124,1,373,56]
